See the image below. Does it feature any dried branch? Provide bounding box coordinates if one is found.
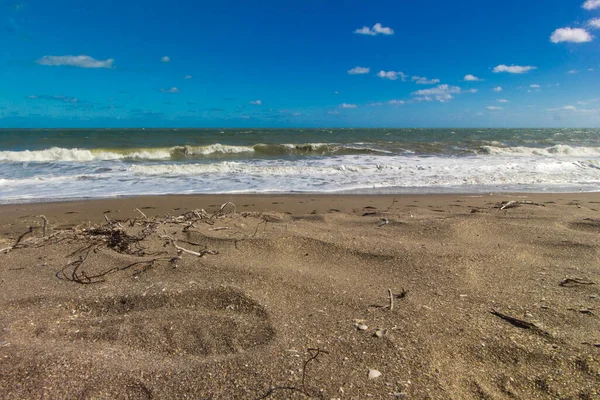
[490,309,551,337]
[560,278,595,287]
[160,235,218,257]
[135,208,148,219]
[255,347,329,399]
[499,201,545,210]
[38,215,48,238]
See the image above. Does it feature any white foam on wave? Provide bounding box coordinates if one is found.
[480,144,600,157]
[0,147,173,162]
[2,153,600,202]
[179,144,254,155]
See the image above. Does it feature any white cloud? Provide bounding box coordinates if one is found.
[348,66,370,75]
[414,96,432,102]
[388,100,405,105]
[589,68,595,71]
[567,70,579,74]
[493,86,503,92]
[377,70,407,81]
[464,74,482,81]
[412,84,461,102]
[486,106,503,110]
[545,105,599,113]
[328,110,340,115]
[184,75,192,79]
[334,91,339,94]
[583,0,600,10]
[28,95,37,99]
[493,65,537,74]
[466,89,478,93]
[530,84,540,88]
[589,18,600,29]
[411,76,440,85]
[497,99,509,103]
[36,55,114,69]
[340,103,358,108]
[160,87,180,93]
[550,27,593,43]
[354,23,394,36]
[291,112,302,116]
[367,102,383,107]
[161,56,171,63]
[250,100,262,105]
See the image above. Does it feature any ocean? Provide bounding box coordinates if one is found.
[1,128,599,204]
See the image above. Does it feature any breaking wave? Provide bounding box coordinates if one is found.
[0,143,392,162]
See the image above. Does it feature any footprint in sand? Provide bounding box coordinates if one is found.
[7,287,275,358]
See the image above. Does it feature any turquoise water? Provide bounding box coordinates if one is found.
[1,128,599,203]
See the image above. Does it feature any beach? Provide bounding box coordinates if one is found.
[1,192,599,399]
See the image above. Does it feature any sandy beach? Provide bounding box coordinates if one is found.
[1,193,599,399]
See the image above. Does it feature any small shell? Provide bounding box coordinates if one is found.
[368,369,382,379]
[356,323,368,331]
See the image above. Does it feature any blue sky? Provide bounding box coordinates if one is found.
[1,0,600,128]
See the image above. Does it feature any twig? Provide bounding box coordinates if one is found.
[388,288,394,311]
[219,202,236,216]
[1,226,35,253]
[490,309,550,336]
[38,215,48,238]
[135,208,147,219]
[560,278,595,287]
[255,347,329,399]
[499,201,545,210]
[387,197,398,211]
[302,348,329,390]
[160,235,218,257]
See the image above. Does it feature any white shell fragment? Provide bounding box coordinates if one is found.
[374,329,387,338]
[356,323,368,331]
[368,369,382,379]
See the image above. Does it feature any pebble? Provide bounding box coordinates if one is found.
[356,323,368,331]
[368,369,382,379]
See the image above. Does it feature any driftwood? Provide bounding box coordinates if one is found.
[1,204,234,284]
[560,278,596,287]
[490,309,551,337]
[499,200,545,210]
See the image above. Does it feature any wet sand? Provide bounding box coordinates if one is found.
[1,193,599,399]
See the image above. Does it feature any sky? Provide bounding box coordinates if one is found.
[1,0,600,128]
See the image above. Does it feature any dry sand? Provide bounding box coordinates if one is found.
[0,193,599,399]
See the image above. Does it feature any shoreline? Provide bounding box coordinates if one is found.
[2,191,597,229]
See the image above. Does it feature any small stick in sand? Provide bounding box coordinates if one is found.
[387,197,398,211]
[560,277,595,287]
[0,226,34,254]
[135,208,148,219]
[160,235,218,257]
[490,309,551,337]
[388,288,394,310]
[38,215,48,238]
[499,200,545,210]
[219,202,236,216]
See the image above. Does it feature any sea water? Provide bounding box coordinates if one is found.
[1,128,599,203]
